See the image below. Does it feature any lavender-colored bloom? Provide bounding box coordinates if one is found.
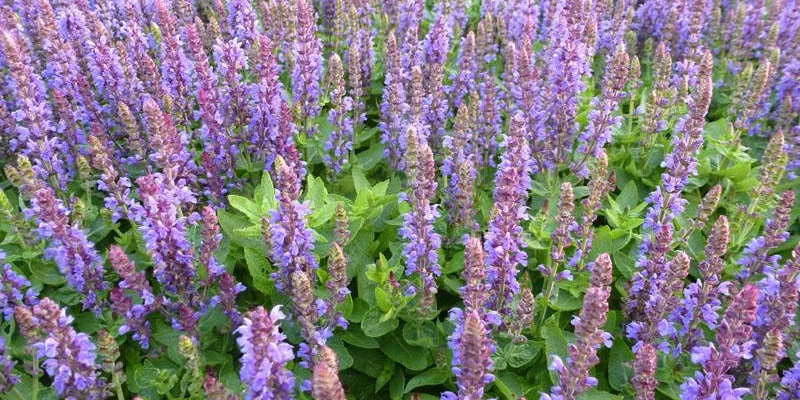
[442,308,496,400]
[142,98,197,187]
[152,1,194,120]
[130,173,198,299]
[752,243,800,347]
[422,14,452,148]
[575,151,615,267]
[476,72,503,167]
[292,0,324,137]
[400,126,442,313]
[450,32,478,110]
[87,131,131,223]
[573,44,630,178]
[544,253,613,400]
[109,245,155,349]
[632,343,658,400]
[312,360,346,400]
[186,24,231,202]
[629,50,713,330]
[380,32,409,169]
[442,105,478,232]
[24,185,109,313]
[681,285,759,400]
[0,251,34,320]
[670,217,730,352]
[236,306,295,400]
[268,157,318,294]
[0,337,18,394]
[780,361,800,400]
[213,37,251,136]
[227,0,258,49]
[0,29,71,189]
[485,114,533,319]
[738,191,795,280]
[19,298,105,399]
[249,35,304,176]
[325,242,350,329]
[540,0,593,169]
[549,182,578,268]
[324,54,355,174]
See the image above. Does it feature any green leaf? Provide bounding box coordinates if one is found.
[244,248,272,295]
[362,308,399,337]
[389,368,405,399]
[494,372,531,400]
[504,341,541,368]
[228,195,261,223]
[608,339,635,392]
[255,171,275,212]
[379,330,430,371]
[402,321,441,349]
[551,289,583,311]
[349,346,388,378]
[343,326,381,349]
[28,259,66,286]
[541,315,568,384]
[617,180,639,209]
[327,335,354,370]
[352,165,370,194]
[217,210,268,254]
[403,368,448,393]
[577,390,623,400]
[375,359,395,393]
[374,287,393,312]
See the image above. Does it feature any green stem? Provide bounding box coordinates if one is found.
[113,371,125,400]
[31,357,39,400]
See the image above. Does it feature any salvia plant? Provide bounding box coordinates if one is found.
[0,0,798,399]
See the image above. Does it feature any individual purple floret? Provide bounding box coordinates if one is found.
[442,308,497,400]
[485,114,533,320]
[236,306,296,400]
[400,126,442,314]
[292,0,324,137]
[680,285,759,400]
[17,298,105,399]
[268,157,318,294]
[25,185,109,314]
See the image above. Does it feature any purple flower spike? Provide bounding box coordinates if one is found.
[236,306,296,400]
[544,253,614,400]
[292,0,324,137]
[400,126,442,314]
[680,285,759,400]
[485,113,533,320]
[17,298,105,399]
[268,157,318,295]
[443,308,497,400]
[25,185,109,313]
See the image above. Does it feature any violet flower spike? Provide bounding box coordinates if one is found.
[236,306,296,400]
[292,0,324,137]
[485,113,533,320]
[400,126,442,314]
